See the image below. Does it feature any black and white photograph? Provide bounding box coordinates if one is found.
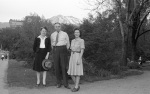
[0,0,150,94]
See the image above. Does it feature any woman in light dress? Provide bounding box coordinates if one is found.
[67,28,85,92]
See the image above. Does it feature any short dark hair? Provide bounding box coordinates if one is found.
[40,26,48,31]
[73,28,82,37]
[54,22,61,25]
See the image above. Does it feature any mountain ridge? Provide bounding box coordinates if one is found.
[47,15,82,25]
[0,15,82,29]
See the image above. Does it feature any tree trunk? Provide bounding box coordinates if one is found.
[120,38,128,66]
[127,0,138,61]
[131,28,138,61]
[131,40,137,61]
[118,20,127,66]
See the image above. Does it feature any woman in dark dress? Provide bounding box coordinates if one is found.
[33,27,51,86]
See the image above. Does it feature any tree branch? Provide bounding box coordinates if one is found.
[126,0,130,21]
[144,0,149,4]
[92,0,106,11]
[135,9,150,39]
[136,30,150,40]
[128,0,137,21]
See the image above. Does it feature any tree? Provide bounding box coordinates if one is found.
[0,14,54,60]
[80,13,122,70]
[0,27,21,51]
[85,0,150,65]
[61,24,76,41]
[126,0,150,61]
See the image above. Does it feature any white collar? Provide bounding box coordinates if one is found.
[75,37,81,40]
[38,35,47,39]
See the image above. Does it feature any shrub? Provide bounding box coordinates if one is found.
[83,58,97,76]
[96,69,111,77]
[83,58,111,77]
[127,61,140,69]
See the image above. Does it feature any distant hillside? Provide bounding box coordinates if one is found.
[48,15,82,25]
[0,22,10,29]
[0,15,82,29]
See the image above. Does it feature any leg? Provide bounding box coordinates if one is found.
[36,72,40,84]
[60,47,68,87]
[42,71,47,85]
[53,48,61,85]
[75,76,80,88]
[72,76,80,92]
[71,75,76,84]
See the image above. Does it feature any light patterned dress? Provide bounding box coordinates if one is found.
[67,38,85,76]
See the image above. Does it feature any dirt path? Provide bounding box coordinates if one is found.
[0,59,9,94]
[7,70,150,94]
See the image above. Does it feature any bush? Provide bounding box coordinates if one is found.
[83,58,111,77]
[83,58,97,76]
[96,69,111,77]
[108,62,121,75]
[127,61,140,69]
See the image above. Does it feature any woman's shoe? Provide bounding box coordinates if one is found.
[72,86,80,92]
[36,84,40,87]
[77,86,80,91]
[71,88,76,92]
[56,84,61,88]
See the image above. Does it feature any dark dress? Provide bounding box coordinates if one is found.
[33,36,51,72]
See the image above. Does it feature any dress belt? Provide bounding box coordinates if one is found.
[72,51,81,54]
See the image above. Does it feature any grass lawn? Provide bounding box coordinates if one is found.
[7,60,57,88]
[7,59,145,88]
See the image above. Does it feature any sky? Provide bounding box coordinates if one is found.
[0,0,91,22]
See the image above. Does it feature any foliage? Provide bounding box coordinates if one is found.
[80,13,122,73]
[0,12,124,76]
[0,14,54,61]
[1,6,150,77]
[61,24,76,41]
[127,61,140,69]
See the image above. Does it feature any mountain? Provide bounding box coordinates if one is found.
[0,22,10,29]
[48,15,82,25]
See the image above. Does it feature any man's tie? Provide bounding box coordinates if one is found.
[55,32,59,46]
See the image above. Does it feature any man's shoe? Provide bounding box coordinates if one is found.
[36,84,40,87]
[43,84,47,87]
[56,84,61,88]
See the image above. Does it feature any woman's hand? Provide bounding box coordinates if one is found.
[77,57,82,65]
[45,52,49,59]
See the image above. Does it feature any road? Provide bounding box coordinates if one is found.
[1,59,150,94]
[0,59,9,94]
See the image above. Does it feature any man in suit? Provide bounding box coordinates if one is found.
[51,22,70,89]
